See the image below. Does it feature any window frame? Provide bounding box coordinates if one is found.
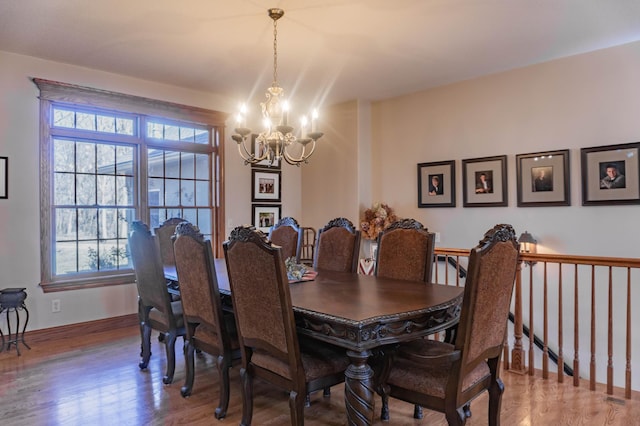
[34,78,227,292]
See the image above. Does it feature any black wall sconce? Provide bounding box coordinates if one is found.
[518,230,537,265]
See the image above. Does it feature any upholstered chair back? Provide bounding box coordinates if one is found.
[224,226,300,375]
[269,216,304,262]
[154,217,187,268]
[172,222,231,352]
[129,221,175,322]
[375,218,435,282]
[313,217,361,273]
[457,224,520,370]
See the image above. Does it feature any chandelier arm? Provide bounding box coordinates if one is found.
[282,140,316,165]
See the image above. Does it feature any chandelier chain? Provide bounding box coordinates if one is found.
[272,17,278,86]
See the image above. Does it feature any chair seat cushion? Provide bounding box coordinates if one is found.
[387,339,490,399]
[251,336,349,381]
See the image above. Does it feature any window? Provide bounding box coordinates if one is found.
[35,79,227,292]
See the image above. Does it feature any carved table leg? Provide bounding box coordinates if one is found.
[345,350,375,426]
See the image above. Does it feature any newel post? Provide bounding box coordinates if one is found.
[510,259,527,374]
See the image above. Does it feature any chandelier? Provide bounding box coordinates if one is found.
[232,8,323,166]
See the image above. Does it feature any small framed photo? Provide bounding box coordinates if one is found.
[252,169,281,202]
[462,155,508,207]
[581,142,640,206]
[0,156,6,199]
[417,160,456,208]
[252,204,281,234]
[251,134,281,169]
[516,149,570,207]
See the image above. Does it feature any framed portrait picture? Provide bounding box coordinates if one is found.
[462,155,507,207]
[252,169,281,202]
[252,204,281,234]
[0,157,7,199]
[516,149,570,207]
[581,142,640,206]
[417,160,456,208]
[251,134,281,169]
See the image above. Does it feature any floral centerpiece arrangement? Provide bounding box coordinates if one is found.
[360,202,398,240]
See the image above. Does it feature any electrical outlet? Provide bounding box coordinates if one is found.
[435,232,441,243]
[51,299,61,313]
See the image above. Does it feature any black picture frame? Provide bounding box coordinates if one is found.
[251,133,281,169]
[516,149,570,207]
[0,156,6,199]
[417,160,456,208]
[252,169,281,202]
[581,142,640,206]
[252,204,281,234]
[462,155,508,207]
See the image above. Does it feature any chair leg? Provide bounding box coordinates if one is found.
[413,404,423,419]
[304,393,311,408]
[379,385,390,421]
[289,390,305,426]
[488,377,505,426]
[139,324,152,369]
[214,355,232,420]
[180,340,195,397]
[162,332,177,384]
[323,387,331,397]
[444,405,466,426]
[240,367,254,426]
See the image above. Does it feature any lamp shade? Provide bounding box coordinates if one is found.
[518,231,537,254]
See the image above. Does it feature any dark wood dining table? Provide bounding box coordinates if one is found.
[166,259,463,426]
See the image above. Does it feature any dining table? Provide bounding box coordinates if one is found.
[165,259,463,426]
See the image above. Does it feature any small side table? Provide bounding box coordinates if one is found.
[0,288,31,355]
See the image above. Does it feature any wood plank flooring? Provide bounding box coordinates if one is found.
[1,324,638,425]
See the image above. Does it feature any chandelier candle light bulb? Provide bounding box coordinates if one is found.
[232,8,323,166]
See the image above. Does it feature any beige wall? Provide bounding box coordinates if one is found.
[369,40,640,257]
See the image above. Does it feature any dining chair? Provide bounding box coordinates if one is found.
[374,218,435,283]
[313,217,361,273]
[128,221,186,384]
[172,221,240,419]
[223,225,350,425]
[269,216,304,263]
[377,224,520,425]
[154,217,188,269]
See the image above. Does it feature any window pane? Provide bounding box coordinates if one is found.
[54,139,75,172]
[97,239,124,271]
[97,115,116,133]
[116,176,134,206]
[76,175,96,205]
[116,117,134,135]
[54,173,75,205]
[147,149,164,177]
[195,154,209,179]
[197,208,211,235]
[165,179,180,205]
[98,208,119,239]
[149,208,163,229]
[77,208,98,240]
[55,208,77,241]
[119,209,135,238]
[55,241,77,275]
[76,143,95,173]
[79,241,98,272]
[182,208,197,225]
[97,144,116,175]
[116,146,134,176]
[165,151,180,178]
[195,129,209,144]
[76,112,96,131]
[181,153,194,179]
[147,122,164,139]
[53,108,75,128]
[180,127,195,142]
[164,124,180,141]
[148,180,163,206]
[97,175,116,205]
[195,181,209,206]
[181,181,195,206]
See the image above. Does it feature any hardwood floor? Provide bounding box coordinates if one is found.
[1,323,638,425]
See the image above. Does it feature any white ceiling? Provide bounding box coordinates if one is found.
[1,0,640,110]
